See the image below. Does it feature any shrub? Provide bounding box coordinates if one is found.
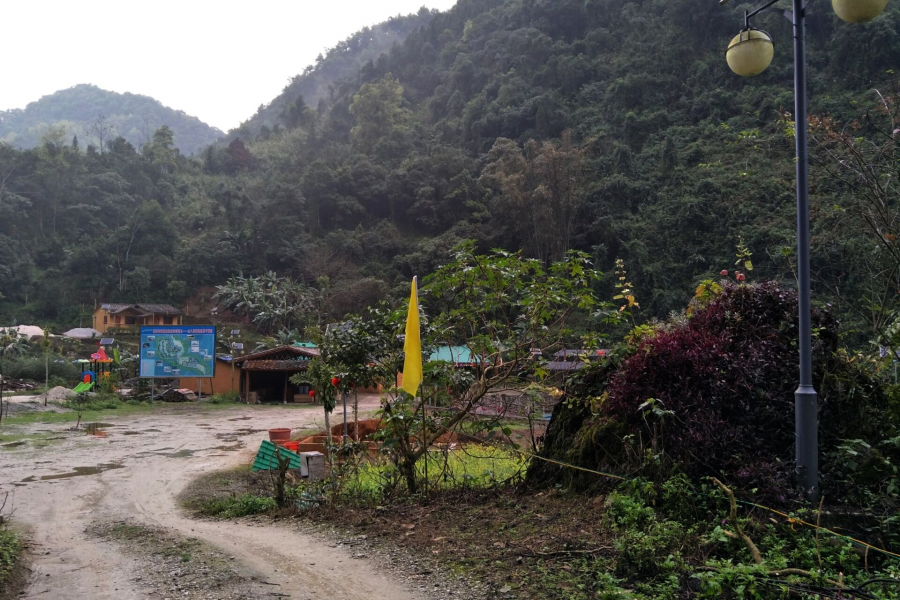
[207,391,240,404]
[602,281,895,500]
[0,528,20,587]
[532,281,899,505]
[4,356,79,384]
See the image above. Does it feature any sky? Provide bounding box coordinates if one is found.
[1,0,458,132]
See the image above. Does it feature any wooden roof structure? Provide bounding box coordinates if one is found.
[100,303,182,316]
[232,345,317,372]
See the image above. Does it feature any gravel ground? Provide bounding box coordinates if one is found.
[88,521,273,600]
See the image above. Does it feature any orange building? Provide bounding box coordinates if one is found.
[178,356,240,396]
[92,303,182,334]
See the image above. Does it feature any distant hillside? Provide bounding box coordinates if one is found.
[230,8,437,140]
[0,84,223,155]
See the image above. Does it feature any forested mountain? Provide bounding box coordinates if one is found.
[0,85,222,155]
[1,0,899,343]
[231,8,439,140]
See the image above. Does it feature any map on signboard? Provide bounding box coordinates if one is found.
[139,326,216,378]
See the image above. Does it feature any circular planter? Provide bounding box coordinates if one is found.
[268,428,291,442]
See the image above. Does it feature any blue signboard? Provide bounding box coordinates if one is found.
[140,326,216,378]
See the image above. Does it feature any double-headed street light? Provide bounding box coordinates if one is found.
[722,0,889,500]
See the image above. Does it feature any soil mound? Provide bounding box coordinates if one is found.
[330,418,381,440]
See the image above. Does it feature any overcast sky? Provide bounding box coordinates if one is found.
[1,0,458,131]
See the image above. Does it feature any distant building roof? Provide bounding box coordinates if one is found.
[429,346,483,365]
[547,361,587,372]
[99,303,182,316]
[552,349,608,359]
[63,327,101,339]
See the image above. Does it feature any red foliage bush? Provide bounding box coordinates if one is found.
[603,281,839,497]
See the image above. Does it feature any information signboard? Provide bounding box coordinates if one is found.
[140,325,216,378]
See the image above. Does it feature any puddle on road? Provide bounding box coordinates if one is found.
[18,463,124,483]
[1,441,26,448]
[144,429,162,433]
[227,417,252,421]
[122,431,143,436]
[234,428,266,435]
[212,443,244,451]
[154,449,198,458]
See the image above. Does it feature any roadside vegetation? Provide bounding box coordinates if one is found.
[0,494,22,599]
[0,528,20,591]
[179,246,900,599]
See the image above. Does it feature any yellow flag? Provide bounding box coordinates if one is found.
[401,277,422,397]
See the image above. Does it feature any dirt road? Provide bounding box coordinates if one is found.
[0,399,430,600]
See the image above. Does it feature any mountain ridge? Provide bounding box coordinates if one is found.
[0,84,223,155]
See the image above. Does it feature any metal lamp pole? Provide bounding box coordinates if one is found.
[724,0,819,498]
[726,0,890,498]
[790,0,819,501]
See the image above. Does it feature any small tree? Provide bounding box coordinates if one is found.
[290,358,339,468]
[354,242,602,493]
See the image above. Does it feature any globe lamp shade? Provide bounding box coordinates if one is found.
[726,29,774,77]
[832,0,889,22]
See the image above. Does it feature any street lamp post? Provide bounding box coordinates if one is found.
[722,0,889,500]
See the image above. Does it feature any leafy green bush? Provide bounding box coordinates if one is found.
[207,391,240,404]
[196,494,276,518]
[0,528,20,587]
[3,356,78,384]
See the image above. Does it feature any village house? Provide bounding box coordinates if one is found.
[92,303,182,334]
[233,345,319,404]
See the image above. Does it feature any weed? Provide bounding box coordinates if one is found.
[207,391,240,404]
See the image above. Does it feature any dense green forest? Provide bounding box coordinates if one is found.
[231,8,439,141]
[0,84,222,155]
[1,0,899,347]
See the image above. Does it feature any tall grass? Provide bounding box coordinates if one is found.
[334,446,528,503]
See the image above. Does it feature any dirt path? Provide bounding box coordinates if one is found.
[0,399,427,600]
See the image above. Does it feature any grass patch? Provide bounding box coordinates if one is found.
[0,528,21,591]
[61,397,128,411]
[0,397,319,426]
[322,445,528,504]
[196,494,277,518]
[1,401,158,425]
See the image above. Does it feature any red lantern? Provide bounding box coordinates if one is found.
[331,377,341,387]
[309,390,316,397]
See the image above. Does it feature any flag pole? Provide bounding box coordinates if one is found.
[416,276,427,495]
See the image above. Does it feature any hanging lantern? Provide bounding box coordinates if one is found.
[832,0,888,23]
[309,389,316,397]
[331,376,341,387]
[726,28,774,77]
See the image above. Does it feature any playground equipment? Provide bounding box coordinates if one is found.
[71,346,115,394]
[72,369,96,393]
